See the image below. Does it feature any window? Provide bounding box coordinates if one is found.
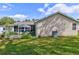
[25,27,31,30]
[3,28,5,30]
[72,23,76,30]
[14,26,31,32]
[14,26,18,32]
[19,27,24,32]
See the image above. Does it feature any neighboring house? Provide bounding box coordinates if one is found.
[35,12,79,37]
[0,25,5,34]
[0,12,79,37]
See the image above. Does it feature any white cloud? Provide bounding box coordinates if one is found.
[9,14,28,19]
[37,8,45,13]
[2,5,8,9]
[44,3,49,8]
[71,5,79,12]
[0,4,12,10]
[37,3,49,13]
[45,4,73,15]
[37,3,79,16]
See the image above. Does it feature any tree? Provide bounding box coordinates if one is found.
[32,19,38,22]
[0,17,15,38]
[0,17,15,25]
[25,19,30,21]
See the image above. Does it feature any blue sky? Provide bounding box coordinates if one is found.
[0,3,79,21]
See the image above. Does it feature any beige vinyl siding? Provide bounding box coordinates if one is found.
[36,13,78,37]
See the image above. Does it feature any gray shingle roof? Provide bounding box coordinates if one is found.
[11,21,34,26]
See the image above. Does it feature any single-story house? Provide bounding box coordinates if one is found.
[0,12,79,37]
[35,12,79,37]
[0,21,36,36]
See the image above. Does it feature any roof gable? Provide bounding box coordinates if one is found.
[35,12,78,24]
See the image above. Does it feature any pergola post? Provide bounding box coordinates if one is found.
[18,25,20,35]
[24,27,26,32]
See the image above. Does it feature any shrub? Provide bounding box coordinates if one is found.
[8,32,17,35]
[31,36,37,40]
[21,33,32,39]
[0,34,5,38]
[0,32,5,38]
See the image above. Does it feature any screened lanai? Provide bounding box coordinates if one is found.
[14,24,31,32]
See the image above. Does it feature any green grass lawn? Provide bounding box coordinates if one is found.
[0,36,79,55]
